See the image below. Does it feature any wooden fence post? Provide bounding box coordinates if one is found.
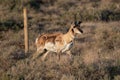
[23,7,29,53]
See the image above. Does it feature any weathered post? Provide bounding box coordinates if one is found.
[23,7,29,53]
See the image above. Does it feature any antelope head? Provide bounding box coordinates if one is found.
[70,21,83,34]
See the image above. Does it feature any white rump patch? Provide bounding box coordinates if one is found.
[35,37,39,44]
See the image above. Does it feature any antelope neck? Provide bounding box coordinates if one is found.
[63,28,75,44]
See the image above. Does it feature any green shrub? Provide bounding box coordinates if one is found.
[0,19,23,31]
[100,10,120,21]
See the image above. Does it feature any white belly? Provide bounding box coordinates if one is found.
[44,42,73,53]
[44,42,57,52]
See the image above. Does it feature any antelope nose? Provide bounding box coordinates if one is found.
[80,29,83,33]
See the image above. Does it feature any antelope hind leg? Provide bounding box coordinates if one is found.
[41,51,49,61]
[32,49,46,60]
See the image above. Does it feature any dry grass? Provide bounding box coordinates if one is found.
[1,22,120,80]
[83,49,100,65]
[0,0,120,80]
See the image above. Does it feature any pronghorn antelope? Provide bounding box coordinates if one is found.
[32,21,83,61]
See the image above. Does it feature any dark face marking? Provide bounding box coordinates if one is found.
[74,21,83,33]
[71,21,83,34]
[78,28,83,33]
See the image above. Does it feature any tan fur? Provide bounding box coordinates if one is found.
[32,22,83,60]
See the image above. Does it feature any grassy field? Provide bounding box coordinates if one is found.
[0,0,120,80]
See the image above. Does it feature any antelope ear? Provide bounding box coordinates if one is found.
[71,22,75,28]
[74,21,82,26]
[70,24,74,28]
[74,21,77,26]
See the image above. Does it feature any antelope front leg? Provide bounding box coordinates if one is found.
[66,50,72,57]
